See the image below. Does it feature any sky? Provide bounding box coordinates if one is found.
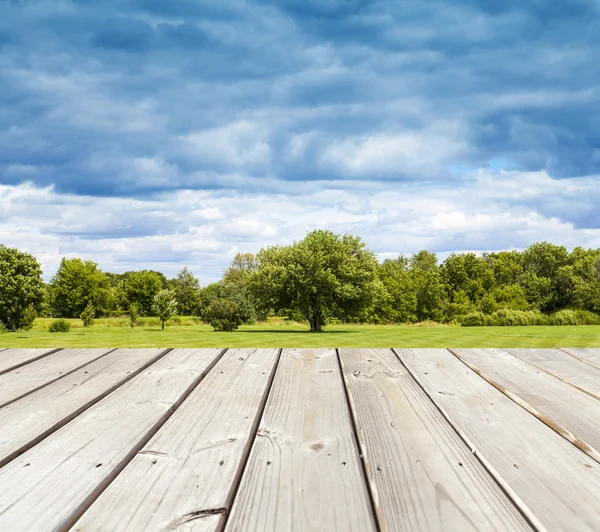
[1,0,600,283]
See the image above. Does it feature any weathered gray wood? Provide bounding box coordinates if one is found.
[507,348,600,400]
[562,348,600,369]
[452,348,600,463]
[226,349,376,532]
[338,348,531,532]
[396,348,600,531]
[73,348,279,532]
[0,348,167,467]
[0,348,60,375]
[0,348,114,408]
[0,348,224,532]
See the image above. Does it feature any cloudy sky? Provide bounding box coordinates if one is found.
[1,0,600,283]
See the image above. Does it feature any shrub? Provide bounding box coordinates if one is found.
[80,303,95,328]
[549,309,578,326]
[487,309,548,326]
[152,289,178,330]
[205,298,243,332]
[460,312,486,327]
[0,321,6,334]
[574,310,600,325]
[48,318,71,332]
[548,309,600,325]
[128,303,140,329]
[21,304,37,332]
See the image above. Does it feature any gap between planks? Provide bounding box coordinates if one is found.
[448,348,600,464]
[0,348,63,376]
[0,348,118,409]
[0,348,173,469]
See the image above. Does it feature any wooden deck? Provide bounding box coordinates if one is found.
[0,348,599,531]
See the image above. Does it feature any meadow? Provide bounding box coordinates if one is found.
[1,317,599,348]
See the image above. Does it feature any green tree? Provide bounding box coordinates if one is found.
[410,250,438,272]
[170,267,201,316]
[152,289,178,330]
[128,302,140,329]
[374,257,417,323]
[122,270,164,316]
[205,298,243,331]
[80,303,95,328]
[0,245,45,331]
[21,304,38,337]
[252,230,382,331]
[50,258,111,318]
[222,252,265,323]
[441,253,495,304]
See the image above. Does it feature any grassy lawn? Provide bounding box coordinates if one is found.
[1,318,600,348]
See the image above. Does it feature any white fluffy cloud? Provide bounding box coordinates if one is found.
[2,169,600,283]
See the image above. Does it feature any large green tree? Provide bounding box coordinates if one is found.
[0,245,45,331]
[121,270,164,316]
[50,258,111,318]
[252,230,382,331]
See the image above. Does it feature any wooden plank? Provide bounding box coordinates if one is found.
[0,348,61,375]
[452,348,600,463]
[0,348,114,408]
[0,348,224,532]
[73,348,279,532]
[396,348,600,531]
[562,348,600,369]
[0,348,167,468]
[507,348,600,400]
[226,348,376,532]
[338,348,531,532]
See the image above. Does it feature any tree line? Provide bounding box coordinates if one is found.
[1,230,600,332]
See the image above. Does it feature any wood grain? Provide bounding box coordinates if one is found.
[226,348,377,532]
[0,348,224,532]
[507,348,600,399]
[452,348,600,463]
[0,348,167,467]
[0,348,61,375]
[562,348,600,369]
[0,348,114,408]
[338,348,531,532]
[73,348,279,532]
[396,348,600,532]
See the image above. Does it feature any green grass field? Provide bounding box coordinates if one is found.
[1,318,600,348]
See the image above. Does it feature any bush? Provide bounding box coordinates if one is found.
[487,309,548,326]
[205,298,243,332]
[549,309,600,326]
[574,310,600,325]
[0,321,6,334]
[48,318,71,332]
[80,303,95,328]
[460,312,486,327]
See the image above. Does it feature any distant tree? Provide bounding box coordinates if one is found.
[205,298,243,332]
[122,271,164,316]
[128,302,140,329]
[170,267,201,315]
[50,258,111,318]
[251,230,382,331]
[152,289,178,330]
[222,252,265,323]
[198,282,226,321]
[374,258,417,323]
[80,303,95,328]
[21,304,38,338]
[410,250,438,272]
[0,245,45,331]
